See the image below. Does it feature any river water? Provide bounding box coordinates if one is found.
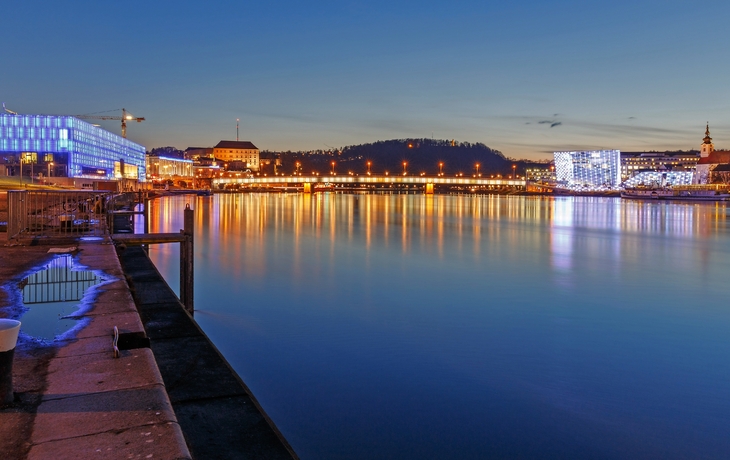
[147,193,730,459]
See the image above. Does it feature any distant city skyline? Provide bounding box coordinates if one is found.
[5,0,729,160]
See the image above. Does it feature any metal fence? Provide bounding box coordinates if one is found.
[7,190,113,240]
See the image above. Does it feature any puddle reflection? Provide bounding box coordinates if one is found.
[19,255,103,341]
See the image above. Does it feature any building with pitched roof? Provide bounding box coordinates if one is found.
[212,140,259,170]
[693,124,730,184]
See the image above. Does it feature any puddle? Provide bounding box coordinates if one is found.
[18,255,104,341]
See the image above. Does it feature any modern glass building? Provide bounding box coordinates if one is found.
[623,171,694,188]
[146,155,194,180]
[554,150,621,189]
[0,114,146,182]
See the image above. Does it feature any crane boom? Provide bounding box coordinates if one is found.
[75,108,145,138]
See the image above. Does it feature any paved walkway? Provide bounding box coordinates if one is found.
[0,232,191,459]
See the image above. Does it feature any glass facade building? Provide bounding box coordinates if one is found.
[554,150,621,189]
[146,156,194,179]
[623,171,694,188]
[0,114,146,181]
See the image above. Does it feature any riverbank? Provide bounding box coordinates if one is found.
[0,233,190,459]
[0,218,296,458]
[118,246,297,459]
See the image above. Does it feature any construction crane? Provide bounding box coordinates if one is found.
[75,108,145,138]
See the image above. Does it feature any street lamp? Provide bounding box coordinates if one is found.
[403,161,407,176]
[439,162,443,176]
[475,163,480,177]
[367,161,371,175]
[331,161,336,175]
[512,164,516,179]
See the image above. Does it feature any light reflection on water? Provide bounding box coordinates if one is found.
[148,194,730,459]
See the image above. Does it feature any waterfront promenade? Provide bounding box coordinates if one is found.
[0,231,191,459]
[0,189,296,458]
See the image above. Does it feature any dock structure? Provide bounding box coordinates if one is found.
[0,233,191,459]
[0,194,297,459]
[118,246,296,459]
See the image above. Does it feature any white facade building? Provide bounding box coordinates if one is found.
[554,150,621,189]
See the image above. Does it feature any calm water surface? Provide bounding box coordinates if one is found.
[148,194,730,459]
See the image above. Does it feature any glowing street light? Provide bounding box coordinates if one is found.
[403,161,407,175]
[439,162,443,176]
[475,163,480,177]
[512,164,516,179]
[331,161,336,175]
[367,161,371,175]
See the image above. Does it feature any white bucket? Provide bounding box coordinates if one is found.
[0,319,21,352]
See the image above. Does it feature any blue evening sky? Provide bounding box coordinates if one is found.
[3,0,729,160]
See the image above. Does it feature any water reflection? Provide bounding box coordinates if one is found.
[19,255,102,340]
[147,194,730,459]
[150,194,728,282]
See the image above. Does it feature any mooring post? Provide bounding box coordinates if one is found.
[180,204,194,313]
[143,195,150,253]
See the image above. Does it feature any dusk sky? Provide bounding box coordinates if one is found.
[5,0,730,160]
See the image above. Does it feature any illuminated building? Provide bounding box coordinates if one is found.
[623,171,694,188]
[620,151,698,181]
[553,150,621,189]
[212,141,259,171]
[146,155,194,181]
[525,166,555,182]
[0,113,145,182]
[693,124,730,184]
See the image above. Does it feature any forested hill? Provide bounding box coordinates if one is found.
[273,139,546,176]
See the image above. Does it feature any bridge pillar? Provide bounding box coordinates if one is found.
[303,182,312,193]
[425,183,434,194]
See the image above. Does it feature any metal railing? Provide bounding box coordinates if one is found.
[7,190,113,240]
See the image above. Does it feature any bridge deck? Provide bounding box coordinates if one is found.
[213,175,525,187]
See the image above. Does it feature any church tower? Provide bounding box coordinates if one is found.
[701,123,714,158]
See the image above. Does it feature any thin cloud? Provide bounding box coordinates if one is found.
[569,120,689,137]
[550,122,562,128]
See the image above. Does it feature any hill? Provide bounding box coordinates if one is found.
[269,139,547,176]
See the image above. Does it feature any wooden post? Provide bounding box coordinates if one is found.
[180,204,194,313]
[143,196,150,253]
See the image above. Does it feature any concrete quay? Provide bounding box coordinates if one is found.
[0,233,191,459]
[117,246,297,460]
[0,230,296,459]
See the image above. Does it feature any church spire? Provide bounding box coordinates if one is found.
[701,122,714,158]
[703,122,713,145]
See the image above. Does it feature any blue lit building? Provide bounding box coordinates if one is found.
[0,114,146,182]
[554,150,621,189]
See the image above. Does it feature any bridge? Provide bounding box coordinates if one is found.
[212,175,526,194]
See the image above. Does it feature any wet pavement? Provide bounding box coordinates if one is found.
[0,232,190,459]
